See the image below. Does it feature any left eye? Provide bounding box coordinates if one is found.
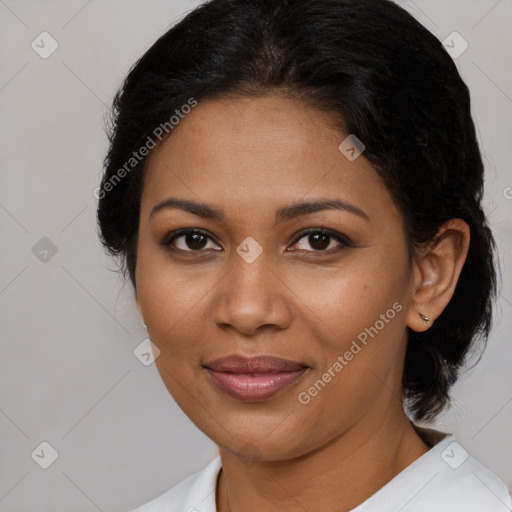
[290,230,349,252]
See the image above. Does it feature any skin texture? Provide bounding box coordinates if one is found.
[135,92,470,512]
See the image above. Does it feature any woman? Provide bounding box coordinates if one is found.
[96,0,511,510]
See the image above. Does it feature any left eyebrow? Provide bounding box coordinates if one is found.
[149,197,368,222]
[275,198,369,222]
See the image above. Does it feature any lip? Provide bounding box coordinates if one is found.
[204,355,309,402]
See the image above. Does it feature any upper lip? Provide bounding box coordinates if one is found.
[204,355,308,373]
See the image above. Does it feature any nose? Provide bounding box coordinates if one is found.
[212,250,292,336]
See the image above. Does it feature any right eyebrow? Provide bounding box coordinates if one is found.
[149,197,225,221]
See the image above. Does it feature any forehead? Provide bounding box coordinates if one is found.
[141,93,391,220]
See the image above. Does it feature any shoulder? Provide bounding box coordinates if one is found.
[130,457,221,512]
[432,441,512,512]
[353,427,512,512]
[417,427,511,511]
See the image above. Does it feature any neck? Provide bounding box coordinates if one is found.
[216,405,430,512]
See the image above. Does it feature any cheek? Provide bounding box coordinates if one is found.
[136,264,213,405]
[289,251,410,402]
[139,276,209,352]
[287,247,410,350]
[292,251,409,415]
[135,245,214,357]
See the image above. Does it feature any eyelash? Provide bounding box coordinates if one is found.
[161,228,355,255]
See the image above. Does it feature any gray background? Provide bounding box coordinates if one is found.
[0,1,510,510]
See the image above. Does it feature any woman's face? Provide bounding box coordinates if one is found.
[136,92,415,461]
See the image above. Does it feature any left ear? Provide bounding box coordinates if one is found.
[407,218,470,332]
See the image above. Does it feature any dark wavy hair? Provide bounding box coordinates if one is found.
[97,0,497,422]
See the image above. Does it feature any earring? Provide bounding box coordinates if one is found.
[419,313,430,327]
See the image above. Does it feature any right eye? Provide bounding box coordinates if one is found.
[163,229,222,252]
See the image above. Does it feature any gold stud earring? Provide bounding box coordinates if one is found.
[419,313,430,327]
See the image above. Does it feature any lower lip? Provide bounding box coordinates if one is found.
[206,368,308,402]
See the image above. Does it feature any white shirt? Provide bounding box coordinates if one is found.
[132,427,512,512]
